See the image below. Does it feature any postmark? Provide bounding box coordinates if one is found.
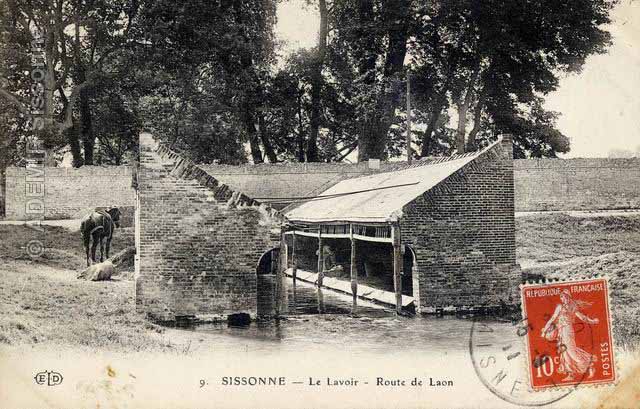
[469,315,574,406]
[521,277,617,390]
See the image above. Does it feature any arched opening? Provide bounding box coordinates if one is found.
[403,245,416,297]
[257,247,280,275]
[256,247,281,318]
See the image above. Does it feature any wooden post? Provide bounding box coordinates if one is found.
[291,232,297,285]
[275,233,286,315]
[317,229,324,288]
[350,224,358,314]
[392,223,402,314]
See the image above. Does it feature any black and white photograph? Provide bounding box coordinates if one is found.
[0,0,639,408]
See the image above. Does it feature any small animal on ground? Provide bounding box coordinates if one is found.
[77,260,114,281]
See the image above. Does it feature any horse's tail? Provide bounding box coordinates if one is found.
[80,219,88,239]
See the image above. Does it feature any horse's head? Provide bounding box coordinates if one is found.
[107,207,121,228]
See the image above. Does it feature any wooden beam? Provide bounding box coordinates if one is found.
[283,230,393,243]
[350,224,358,314]
[291,232,297,285]
[392,223,402,314]
[277,245,288,315]
[317,230,324,288]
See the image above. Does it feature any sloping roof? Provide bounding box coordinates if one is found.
[201,170,351,210]
[285,140,500,224]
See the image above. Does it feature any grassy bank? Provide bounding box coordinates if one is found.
[0,260,180,351]
[0,223,166,351]
[0,224,134,271]
[516,213,640,348]
[516,213,640,264]
[0,213,638,351]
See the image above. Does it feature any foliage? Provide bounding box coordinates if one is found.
[0,0,618,165]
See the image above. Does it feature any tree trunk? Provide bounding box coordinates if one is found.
[455,99,469,154]
[466,87,487,152]
[258,112,278,163]
[421,93,447,157]
[66,125,83,167]
[79,88,94,165]
[296,90,306,162]
[455,67,480,154]
[242,106,263,164]
[307,0,328,162]
[357,0,410,162]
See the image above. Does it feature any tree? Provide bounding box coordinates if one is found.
[0,0,141,166]
[136,0,278,163]
[412,0,615,156]
[329,0,413,161]
[306,0,329,162]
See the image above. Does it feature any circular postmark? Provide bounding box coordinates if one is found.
[26,239,45,257]
[469,312,596,406]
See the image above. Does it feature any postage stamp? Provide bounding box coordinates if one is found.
[520,277,617,390]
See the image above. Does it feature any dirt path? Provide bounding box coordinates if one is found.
[0,219,82,231]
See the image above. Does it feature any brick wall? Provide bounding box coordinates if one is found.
[400,138,520,313]
[514,158,640,211]
[136,133,284,321]
[4,165,135,220]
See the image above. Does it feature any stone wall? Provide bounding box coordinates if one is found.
[514,158,640,211]
[136,133,283,322]
[401,138,520,313]
[4,165,135,220]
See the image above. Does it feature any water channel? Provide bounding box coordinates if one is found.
[184,276,517,355]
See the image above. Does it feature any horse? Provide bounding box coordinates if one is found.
[80,207,121,266]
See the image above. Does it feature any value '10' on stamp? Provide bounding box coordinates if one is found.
[521,277,617,390]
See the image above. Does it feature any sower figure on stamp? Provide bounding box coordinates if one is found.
[541,289,599,381]
[80,207,121,266]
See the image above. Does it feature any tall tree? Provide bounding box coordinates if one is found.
[136,0,278,163]
[330,0,413,161]
[412,0,615,156]
[306,0,329,162]
[0,0,140,166]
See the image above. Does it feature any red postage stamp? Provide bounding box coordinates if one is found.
[520,277,616,390]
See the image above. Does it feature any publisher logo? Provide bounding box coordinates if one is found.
[34,371,63,386]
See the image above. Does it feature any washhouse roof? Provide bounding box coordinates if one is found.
[285,140,501,224]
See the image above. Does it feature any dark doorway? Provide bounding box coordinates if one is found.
[402,245,416,296]
[257,248,280,275]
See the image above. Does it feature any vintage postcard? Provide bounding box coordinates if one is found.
[1,0,639,408]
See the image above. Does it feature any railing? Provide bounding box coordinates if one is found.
[286,223,392,242]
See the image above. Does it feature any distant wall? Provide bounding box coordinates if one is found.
[514,158,640,211]
[5,166,135,220]
[202,162,384,210]
[4,158,640,220]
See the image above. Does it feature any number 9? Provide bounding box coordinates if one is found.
[200,379,206,388]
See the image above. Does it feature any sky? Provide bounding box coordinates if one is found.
[275,0,640,158]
